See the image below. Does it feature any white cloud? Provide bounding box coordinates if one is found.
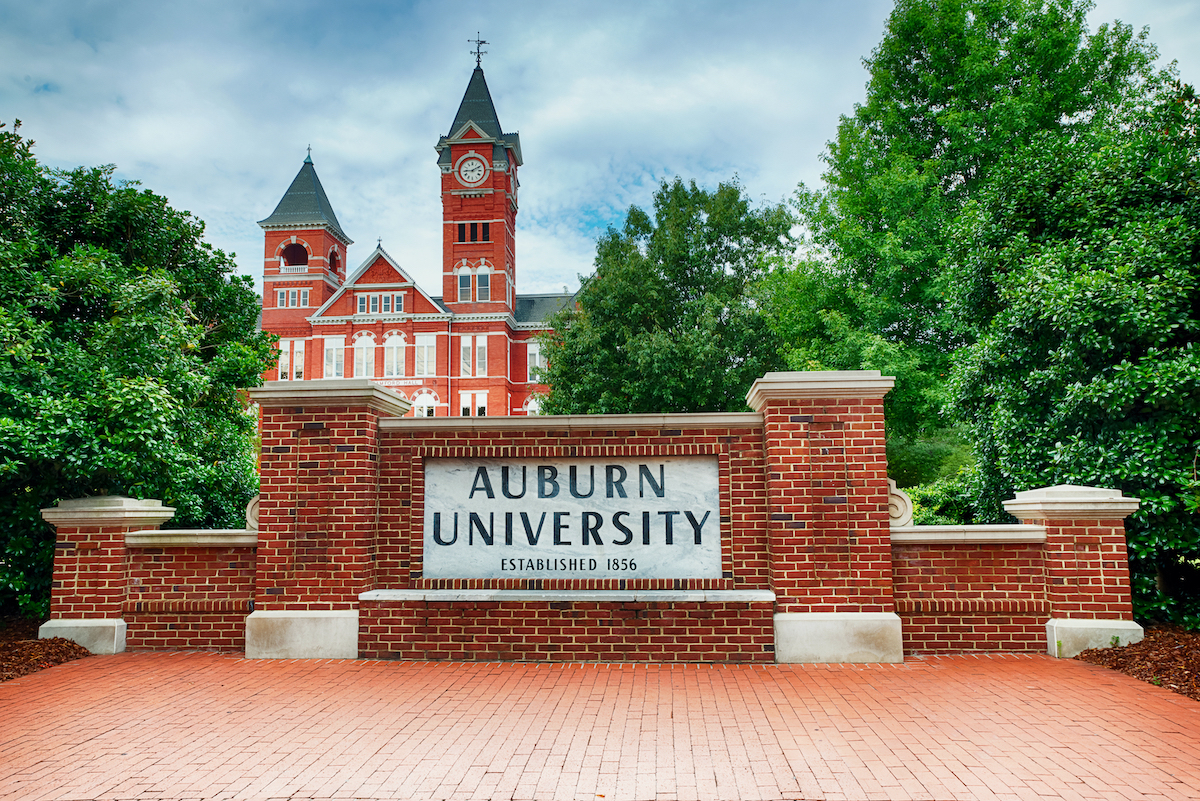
[2,0,1194,298]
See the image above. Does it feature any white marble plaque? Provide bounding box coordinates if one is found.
[422,457,721,579]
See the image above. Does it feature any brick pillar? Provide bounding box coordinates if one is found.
[1003,485,1142,657]
[746,371,901,663]
[245,379,410,658]
[39,496,175,654]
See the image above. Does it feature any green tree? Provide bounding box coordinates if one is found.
[0,122,276,616]
[946,83,1200,624]
[540,178,793,414]
[801,0,1155,346]
[760,0,1160,488]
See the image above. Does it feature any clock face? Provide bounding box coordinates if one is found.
[458,157,487,185]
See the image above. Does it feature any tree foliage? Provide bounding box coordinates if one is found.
[798,0,1156,349]
[757,0,1162,490]
[0,122,276,616]
[540,178,793,414]
[946,83,1200,623]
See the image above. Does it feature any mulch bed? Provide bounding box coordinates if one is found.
[0,616,92,682]
[1076,626,1200,702]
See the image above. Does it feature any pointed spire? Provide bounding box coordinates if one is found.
[258,154,352,244]
[448,67,502,139]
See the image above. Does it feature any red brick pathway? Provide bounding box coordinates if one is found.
[0,652,1197,801]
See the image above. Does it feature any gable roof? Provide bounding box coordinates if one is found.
[310,245,447,320]
[258,156,352,245]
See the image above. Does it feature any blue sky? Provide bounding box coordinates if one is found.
[2,0,1197,297]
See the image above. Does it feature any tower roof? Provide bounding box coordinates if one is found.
[258,156,352,245]
[436,67,522,167]
[449,67,502,139]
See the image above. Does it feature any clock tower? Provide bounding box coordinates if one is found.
[435,67,522,313]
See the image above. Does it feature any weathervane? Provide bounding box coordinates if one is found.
[470,33,488,67]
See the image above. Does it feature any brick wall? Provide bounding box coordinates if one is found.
[376,421,770,593]
[759,398,892,614]
[257,402,384,610]
[123,545,256,651]
[41,375,1144,661]
[1042,518,1135,619]
[892,542,1049,653]
[360,600,775,662]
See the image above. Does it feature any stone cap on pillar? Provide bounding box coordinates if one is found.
[41,496,176,529]
[745,370,895,411]
[249,379,412,418]
[1002,484,1141,521]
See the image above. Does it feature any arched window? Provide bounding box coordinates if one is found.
[353,333,376,379]
[281,243,308,268]
[328,249,341,276]
[476,260,492,302]
[524,396,542,416]
[383,332,405,377]
[412,389,438,417]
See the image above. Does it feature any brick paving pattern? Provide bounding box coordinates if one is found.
[1,652,1198,801]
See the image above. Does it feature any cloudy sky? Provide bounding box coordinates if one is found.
[2,0,1197,297]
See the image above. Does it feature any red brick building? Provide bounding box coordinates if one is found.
[258,66,571,417]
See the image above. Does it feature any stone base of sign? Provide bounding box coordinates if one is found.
[1046,617,1144,658]
[39,618,127,655]
[774,612,904,663]
[245,610,359,659]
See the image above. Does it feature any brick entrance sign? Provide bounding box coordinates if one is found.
[39,371,1144,662]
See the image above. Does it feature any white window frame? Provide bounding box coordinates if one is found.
[458,272,471,302]
[476,335,487,377]
[292,340,304,380]
[383,333,405,377]
[527,343,547,382]
[460,335,471,376]
[353,335,376,379]
[414,334,436,377]
[413,391,437,417]
[324,337,345,379]
[477,273,490,302]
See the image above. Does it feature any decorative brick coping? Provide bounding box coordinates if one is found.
[379,411,763,431]
[126,529,258,547]
[890,525,1046,544]
[360,589,776,603]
